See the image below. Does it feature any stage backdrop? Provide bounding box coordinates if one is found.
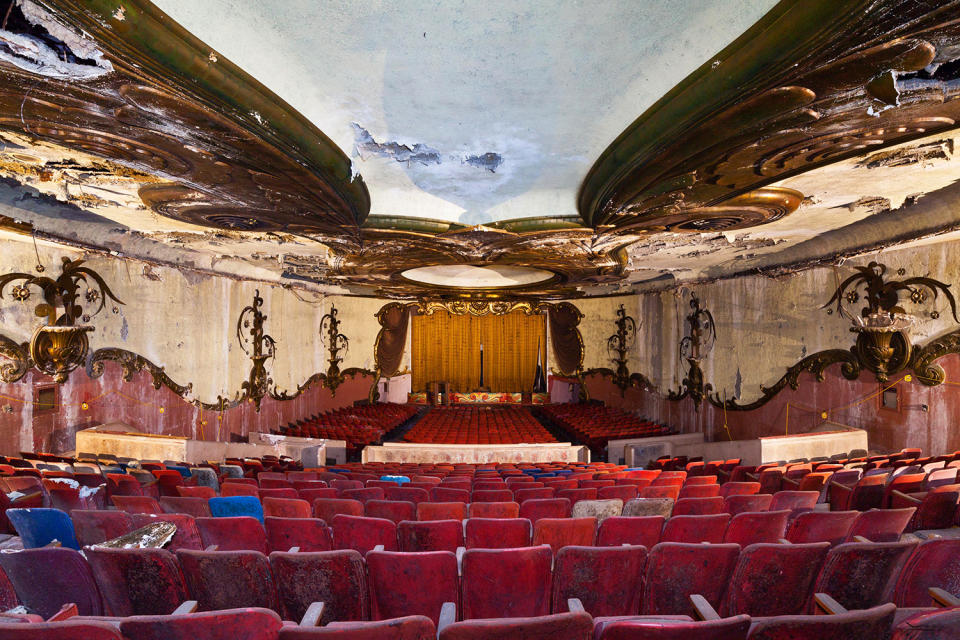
[411,310,546,392]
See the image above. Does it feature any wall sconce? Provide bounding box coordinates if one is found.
[824,262,958,382]
[668,293,716,410]
[237,289,276,411]
[320,304,349,394]
[0,257,123,384]
[606,304,637,395]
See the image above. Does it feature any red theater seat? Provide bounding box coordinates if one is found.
[642,542,740,616]
[467,501,519,519]
[72,509,134,547]
[269,550,368,625]
[332,514,398,554]
[196,516,268,553]
[438,609,592,640]
[118,607,283,640]
[84,547,190,616]
[417,502,467,521]
[672,496,724,516]
[131,513,203,551]
[722,494,772,515]
[846,508,915,542]
[465,517,531,549]
[719,542,830,617]
[746,603,895,640]
[398,519,463,552]
[365,500,416,524]
[519,498,571,523]
[785,510,858,546]
[460,545,553,619]
[313,498,364,522]
[160,496,213,518]
[662,514,729,544]
[596,515,663,548]
[722,510,790,546]
[264,516,333,553]
[551,544,646,616]
[263,497,312,519]
[367,550,458,625]
[177,549,279,612]
[812,539,918,612]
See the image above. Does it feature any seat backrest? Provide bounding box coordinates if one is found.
[720,541,830,617]
[429,487,470,503]
[465,517,531,549]
[313,498,364,522]
[518,498,571,523]
[209,496,265,523]
[622,498,674,518]
[892,606,960,640]
[364,499,417,524]
[460,545,553,619]
[515,487,555,503]
[366,550,458,625]
[131,513,203,551]
[846,507,915,542]
[332,514,398,554]
[221,482,259,498]
[597,485,638,502]
[0,621,123,639]
[111,495,162,515]
[552,544,646,616]
[722,494,772,515]
[813,539,918,612]
[259,489,300,502]
[264,516,332,553]
[159,496,213,518]
[678,484,721,499]
[642,542,740,616]
[176,549,278,612]
[437,610,592,640]
[262,497,312,519]
[398,519,463,552]
[910,487,960,531]
[269,549,367,624]
[597,615,751,640]
[785,510,858,546]
[470,489,514,503]
[596,515,663,548]
[531,517,596,554]
[341,487,385,504]
[746,603,895,640]
[662,513,730,543]
[281,616,437,639]
[640,485,681,501]
[383,487,430,504]
[468,501,520,519]
[0,547,102,617]
[723,510,790,546]
[673,496,724,515]
[84,547,188,616]
[72,509,134,547]
[6,507,80,549]
[719,482,760,498]
[416,501,467,521]
[892,538,960,606]
[768,491,819,512]
[196,516,268,553]
[119,607,283,640]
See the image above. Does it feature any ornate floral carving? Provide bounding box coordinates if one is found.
[237,290,276,411]
[0,334,31,383]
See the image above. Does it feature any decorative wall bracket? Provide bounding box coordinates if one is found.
[668,294,716,410]
[237,290,276,411]
[606,304,638,395]
[320,304,350,395]
[0,257,122,383]
[713,262,958,410]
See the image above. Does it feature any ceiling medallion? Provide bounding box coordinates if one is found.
[400,264,557,290]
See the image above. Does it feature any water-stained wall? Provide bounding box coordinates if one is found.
[576,239,960,456]
[0,232,383,454]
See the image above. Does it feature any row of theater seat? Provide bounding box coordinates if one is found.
[0,536,957,638]
[276,403,418,451]
[402,406,557,444]
[536,403,674,449]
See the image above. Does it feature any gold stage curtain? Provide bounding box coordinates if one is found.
[412,311,546,392]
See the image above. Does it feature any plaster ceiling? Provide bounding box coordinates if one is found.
[0,0,959,299]
[151,0,778,225]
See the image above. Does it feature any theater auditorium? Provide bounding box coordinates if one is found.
[0,1,956,638]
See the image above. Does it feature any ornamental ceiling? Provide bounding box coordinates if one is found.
[0,0,960,298]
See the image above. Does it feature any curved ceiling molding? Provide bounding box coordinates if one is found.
[0,0,369,233]
[580,0,960,232]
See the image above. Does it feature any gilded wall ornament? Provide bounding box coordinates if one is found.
[320,304,350,394]
[668,294,716,410]
[606,304,638,395]
[237,290,276,411]
[0,257,122,383]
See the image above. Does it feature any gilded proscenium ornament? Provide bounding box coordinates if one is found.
[824,261,958,382]
[0,257,122,383]
[237,289,276,411]
[668,294,716,410]
[320,304,350,394]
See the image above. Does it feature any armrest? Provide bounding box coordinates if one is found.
[890,489,920,505]
[781,477,800,489]
[456,546,465,577]
[10,490,43,504]
[567,598,585,613]
[745,473,759,482]
[373,544,385,552]
[47,603,78,621]
[832,483,853,494]
[287,546,300,553]
[204,545,219,551]
[172,601,199,615]
[929,587,960,607]
[852,535,871,543]
[299,601,325,626]
[690,594,720,621]
[438,601,457,635]
[813,593,847,615]
[778,539,791,544]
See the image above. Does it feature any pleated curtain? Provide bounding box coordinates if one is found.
[411,310,546,392]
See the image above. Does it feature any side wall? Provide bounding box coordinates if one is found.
[0,233,384,455]
[575,240,960,456]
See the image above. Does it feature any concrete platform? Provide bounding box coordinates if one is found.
[362,441,589,464]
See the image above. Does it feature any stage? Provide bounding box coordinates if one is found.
[362,440,589,464]
[407,391,549,405]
